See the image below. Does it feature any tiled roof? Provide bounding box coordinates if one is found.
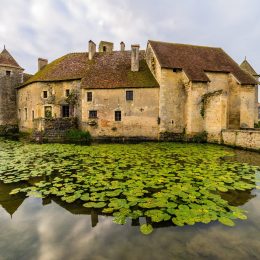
[21,52,89,87]
[0,48,23,69]
[81,51,159,89]
[149,40,257,85]
[21,51,159,89]
[240,59,259,77]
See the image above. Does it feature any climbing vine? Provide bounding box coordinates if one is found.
[200,90,223,118]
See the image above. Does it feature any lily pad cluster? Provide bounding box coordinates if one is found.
[0,138,259,235]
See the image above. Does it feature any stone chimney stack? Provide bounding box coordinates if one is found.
[131,44,140,72]
[88,40,96,60]
[38,58,48,71]
[120,41,125,51]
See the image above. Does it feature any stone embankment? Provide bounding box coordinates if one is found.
[222,129,260,151]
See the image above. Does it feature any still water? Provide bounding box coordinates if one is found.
[0,146,260,260]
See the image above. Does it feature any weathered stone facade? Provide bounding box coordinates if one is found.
[14,40,259,146]
[17,80,81,132]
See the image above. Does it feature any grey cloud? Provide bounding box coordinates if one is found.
[0,0,259,78]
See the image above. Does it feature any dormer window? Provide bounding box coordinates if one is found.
[6,71,11,76]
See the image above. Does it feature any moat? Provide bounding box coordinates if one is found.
[0,139,260,259]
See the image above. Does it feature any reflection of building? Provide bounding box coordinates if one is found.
[0,182,26,218]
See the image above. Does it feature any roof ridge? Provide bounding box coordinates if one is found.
[148,40,221,49]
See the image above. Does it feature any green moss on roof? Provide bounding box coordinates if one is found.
[20,50,159,89]
[126,60,159,88]
[21,53,88,87]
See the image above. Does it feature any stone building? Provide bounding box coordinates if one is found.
[0,47,30,130]
[240,58,259,124]
[16,40,258,142]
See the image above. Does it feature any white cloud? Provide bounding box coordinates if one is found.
[0,0,259,75]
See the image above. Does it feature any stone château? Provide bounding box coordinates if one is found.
[0,40,259,142]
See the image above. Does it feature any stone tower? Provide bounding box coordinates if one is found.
[0,47,24,128]
[240,58,259,124]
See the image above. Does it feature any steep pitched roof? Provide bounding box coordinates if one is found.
[21,50,159,89]
[0,47,23,69]
[81,51,159,89]
[149,40,257,85]
[240,59,259,77]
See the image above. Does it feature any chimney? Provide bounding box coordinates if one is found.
[120,41,125,51]
[38,58,48,71]
[88,40,96,60]
[131,44,140,72]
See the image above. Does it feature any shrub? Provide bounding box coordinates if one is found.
[254,122,260,128]
[65,129,91,145]
[189,131,208,143]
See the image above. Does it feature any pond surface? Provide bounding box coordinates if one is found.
[0,139,260,260]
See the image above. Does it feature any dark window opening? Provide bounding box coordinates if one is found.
[25,108,27,120]
[43,91,48,98]
[126,90,133,101]
[32,110,35,120]
[6,71,11,76]
[87,92,92,102]
[115,111,121,121]
[103,46,107,52]
[65,89,70,97]
[62,105,70,118]
[89,110,97,119]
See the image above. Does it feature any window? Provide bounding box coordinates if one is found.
[103,46,107,52]
[32,110,35,120]
[6,71,11,76]
[25,108,27,120]
[115,111,121,121]
[126,90,133,101]
[43,91,48,98]
[62,105,70,118]
[65,89,70,97]
[87,92,92,102]
[89,110,97,119]
[44,106,52,118]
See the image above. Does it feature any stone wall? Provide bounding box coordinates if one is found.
[33,117,77,143]
[17,80,81,131]
[222,129,260,150]
[81,87,159,139]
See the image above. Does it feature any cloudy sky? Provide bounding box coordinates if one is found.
[0,0,259,74]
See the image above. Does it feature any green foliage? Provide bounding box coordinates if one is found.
[189,131,208,143]
[65,129,91,144]
[254,122,260,128]
[200,90,223,118]
[0,138,259,235]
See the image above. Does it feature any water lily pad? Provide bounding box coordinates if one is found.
[140,224,153,235]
